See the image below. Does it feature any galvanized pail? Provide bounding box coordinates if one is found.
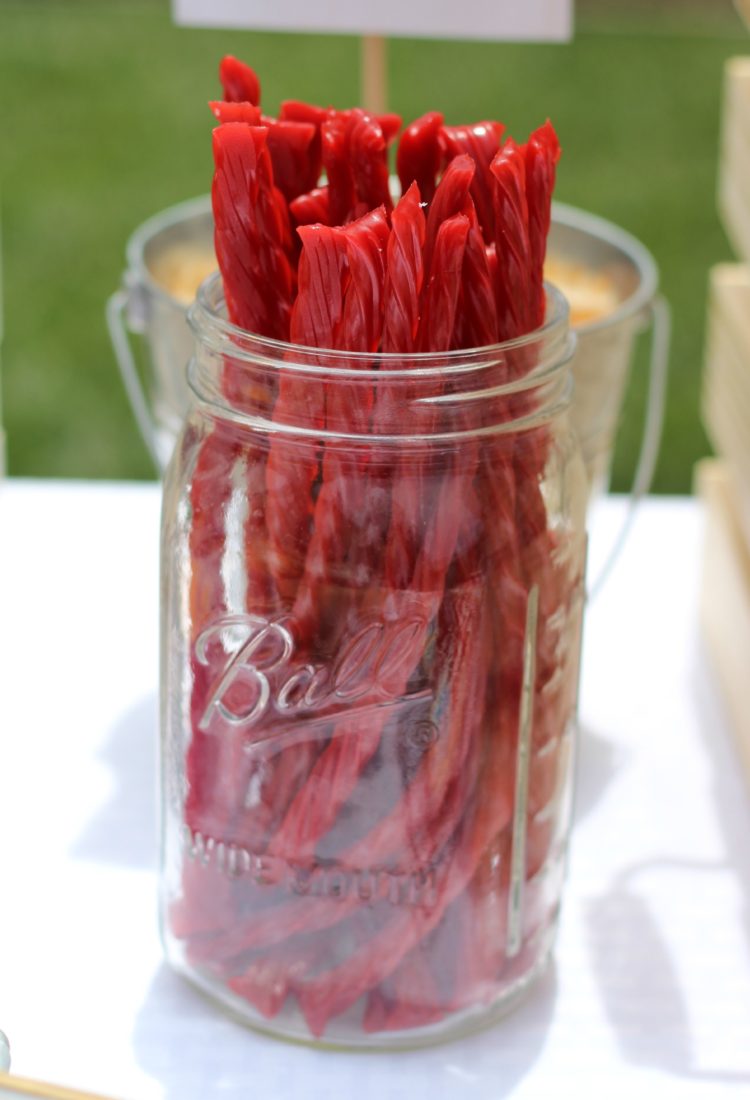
[108,195,669,514]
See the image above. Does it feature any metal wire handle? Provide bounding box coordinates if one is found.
[588,294,671,601]
[105,288,161,473]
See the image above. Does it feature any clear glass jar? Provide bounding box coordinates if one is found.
[160,272,588,1049]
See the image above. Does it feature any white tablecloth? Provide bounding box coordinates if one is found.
[0,480,748,1099]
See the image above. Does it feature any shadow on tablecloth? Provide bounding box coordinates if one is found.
[70,693,159,869]
[573,721,619,826]
[131,962,558,1100]
[582,640,750,1085]
[692,636,750,943]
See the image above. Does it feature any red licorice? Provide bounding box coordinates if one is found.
[171,56,581,1042]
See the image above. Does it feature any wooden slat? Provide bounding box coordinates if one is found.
[701,263,750,545]
[696,459,750,792]
[718,57,750,259]
[735,0,750,32]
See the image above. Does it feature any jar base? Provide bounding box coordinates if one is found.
[164,921,557,1052]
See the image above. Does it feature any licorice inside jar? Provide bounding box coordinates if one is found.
[159,273,587,1048]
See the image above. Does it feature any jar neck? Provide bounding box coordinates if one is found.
[188,273,575,442]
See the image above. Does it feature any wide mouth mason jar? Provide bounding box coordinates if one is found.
[160,272,588,1049]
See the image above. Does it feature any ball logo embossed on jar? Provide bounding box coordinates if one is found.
[195,612,430,739]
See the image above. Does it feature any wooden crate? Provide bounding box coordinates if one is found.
[696,459,750,790]
[702,263,750,547]
[718,57,750,261]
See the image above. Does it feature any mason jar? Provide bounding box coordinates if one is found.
[159,272,588,1048]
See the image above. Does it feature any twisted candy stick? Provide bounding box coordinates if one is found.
[219,55,261,105]
[348,109,393,215]
[187,114,300,864]
[209,106,296,259]
[490,131,559,551]
[331,183,428,609]
[396,111,444,203]
[264,121,318,203]
[212,124,272,339]
[382,182,425,356]
[262,223,349,610]
[441,120,505,245]
[209,100,261,125]
[257,189,427,878]
[203,216,373,893]
[289,186,331,228]
[184,422,245,836]
[488,138,551,559]
[513,123,578,889]
[490,139,532,342]
[453,216,499,349]
[212,123,293,344]
[525,121,561,329]
[507,123,567,711]
[251,130,295,332]
[417,212,471,353]
[516,122,562,567]
[180,140,293,946]
[364,183,426,601]
[185,121,295,835]
[421,154,475,293]
[322,115,358,226]
[279,101,328,190]
[376,112,403,145]
[321,111,394,225]
[288,206,390,651]
[406,176,475,540]
[488,131,580,994]
[268,208,392,858]
[361,213,501,1024]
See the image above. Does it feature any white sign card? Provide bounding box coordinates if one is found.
[173,0,573,42]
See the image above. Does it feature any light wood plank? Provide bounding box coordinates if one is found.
[696,458,750,792]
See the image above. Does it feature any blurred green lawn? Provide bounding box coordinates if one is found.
[0,0,745,488]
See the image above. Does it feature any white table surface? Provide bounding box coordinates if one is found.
[0,480,749,1099]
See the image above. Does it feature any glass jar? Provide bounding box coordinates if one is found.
[160,272,588,1049]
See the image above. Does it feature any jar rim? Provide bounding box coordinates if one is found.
[189,271,571,383]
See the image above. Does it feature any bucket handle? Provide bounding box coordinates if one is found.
[588,294,671,599]
[105,287,162,473]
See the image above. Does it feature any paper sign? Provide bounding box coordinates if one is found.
[173,0,573,41]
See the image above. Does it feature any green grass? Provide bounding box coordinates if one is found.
[0,0,745,488]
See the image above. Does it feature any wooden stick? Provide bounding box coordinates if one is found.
[361,35,388,115]
[0,1072,118,1100]
[735,0,750,31]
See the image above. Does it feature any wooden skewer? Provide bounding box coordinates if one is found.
[734,0,750,31]
[361,35,388,114]
[0,1072,119,1100]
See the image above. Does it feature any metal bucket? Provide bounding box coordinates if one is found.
[549,202,669,508]
[106,196,214,470]
[108,195,669,512]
